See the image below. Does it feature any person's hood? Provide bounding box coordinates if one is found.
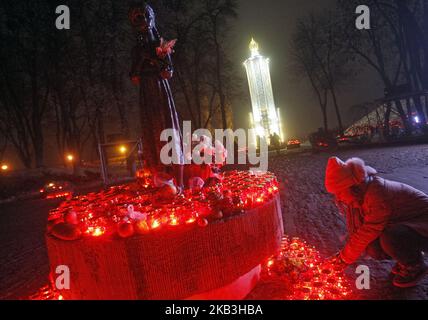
[325,157,377,194]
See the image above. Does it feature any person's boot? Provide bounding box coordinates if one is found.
[393,262,428,288]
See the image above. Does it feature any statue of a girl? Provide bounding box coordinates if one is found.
[129,2,184,189]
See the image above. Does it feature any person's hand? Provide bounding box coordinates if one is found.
[323,252,349,272]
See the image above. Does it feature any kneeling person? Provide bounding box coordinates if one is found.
[325,157,428,288]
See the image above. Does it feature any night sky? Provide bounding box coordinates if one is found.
[231,0,384,139]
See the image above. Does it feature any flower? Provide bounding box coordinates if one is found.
[156,38,177,58]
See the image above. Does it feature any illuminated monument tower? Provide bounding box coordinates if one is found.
[244,38,283,145]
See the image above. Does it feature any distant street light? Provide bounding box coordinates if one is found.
[66,154,74,162]
[1,164,9,171]
[119,145,127,155]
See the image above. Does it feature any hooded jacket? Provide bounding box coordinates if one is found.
[340,176,428,264]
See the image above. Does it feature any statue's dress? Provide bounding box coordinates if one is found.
[131,39,183,169]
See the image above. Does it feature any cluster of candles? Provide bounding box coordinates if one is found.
[29,170,353,301]
[29,235,352,301]
[264,236,353,300]
[27,285,63,300]
[47,170,279,239]
[46,192,72,200]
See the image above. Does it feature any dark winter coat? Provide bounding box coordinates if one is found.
[341,176,428,264]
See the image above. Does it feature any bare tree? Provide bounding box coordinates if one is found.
[336,0,428,135]
[0,1,53,168]
[154,0,238,130]
[0,136,6,162]
[0,0,238,171]
[291,27,330,131]
[291,13,351,133]
[205,0,238,130]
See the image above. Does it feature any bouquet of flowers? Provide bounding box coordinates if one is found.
[156,38,177,59]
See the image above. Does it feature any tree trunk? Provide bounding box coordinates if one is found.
[116,99,130,139]
[330,87,343,134]
[301,59,329,132]
[413,95,427,125]
[10,137,33,169]
[320,89,329,132]
[0,139,6,162]
[212,19,228,130]
[395,99,412,135]
[384,102,392,139]
[425,95,428,123]
[96,109,105,145]
[33,117,44,168]
[174,67,197,125]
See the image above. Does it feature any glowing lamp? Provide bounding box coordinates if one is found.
[119,145,127,155]
[66,154,74,162]
[1,164,9,171]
